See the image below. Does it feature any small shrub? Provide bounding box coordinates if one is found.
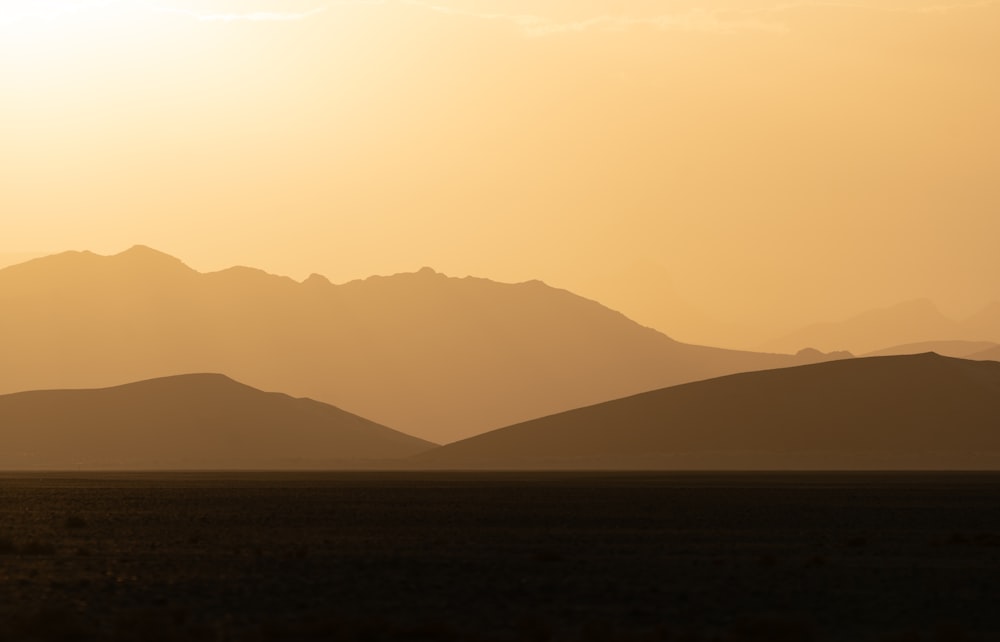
[20,540,56,555]
[64,515,88,529]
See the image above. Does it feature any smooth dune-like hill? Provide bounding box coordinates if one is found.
[416,354,1000,470]
[765,299,1000,355]
[0,374,434,469]
[0,246,844,444]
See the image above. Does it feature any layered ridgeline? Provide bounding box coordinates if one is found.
[864,340,999,359]
[765,299,1000,355]
[417,354,1000,470]
[0,247,845,444]
[0,374,434,469]
[970,345,1000,362]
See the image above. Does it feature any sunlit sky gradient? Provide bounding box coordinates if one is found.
[3,0,998,347]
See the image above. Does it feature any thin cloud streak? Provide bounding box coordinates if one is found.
[0,0,121,28]
[6,0,996,32]
[399,0,544,29]
[150,5,329,22]
[0,1,334,28]
[400,0,1000,37]
[400,1,783,36]
[522,12,786,37]
[741,0,1000,14]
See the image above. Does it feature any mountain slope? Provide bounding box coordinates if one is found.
[0,374,434,469]
[417,354,1000,469]
[0,246,843,443]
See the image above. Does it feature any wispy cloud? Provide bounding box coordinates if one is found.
[0,1,336,28]
[912,0,1000,13]
[399,1,544,29]
[741,0,1000,13]
[149,5,329,23]
[400,1,783,36]
[399,0,1000,37]
[522,11,786,37]
[4,0,997,33]
[0,0,121,27]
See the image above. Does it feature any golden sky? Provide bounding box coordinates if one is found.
[3,0,998,348]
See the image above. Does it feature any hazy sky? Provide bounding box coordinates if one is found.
[3,0,998,347]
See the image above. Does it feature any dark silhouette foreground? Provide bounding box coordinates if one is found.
[1,472,998,642]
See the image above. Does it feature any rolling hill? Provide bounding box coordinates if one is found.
[416,354,1000,469]
[0,374,434,469]
[0,246,844,444]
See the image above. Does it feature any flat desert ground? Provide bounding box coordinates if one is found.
[1,472,998,641]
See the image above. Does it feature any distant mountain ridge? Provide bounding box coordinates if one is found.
[765,299,1000,355]
[0,374,434,469]
[417,354,1000,470]
[969,345,1000,362]
[863,340,998,359]
[0,246,846,443]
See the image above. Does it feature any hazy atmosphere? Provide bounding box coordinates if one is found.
[4,0,999,347]
[5,3,1000,640]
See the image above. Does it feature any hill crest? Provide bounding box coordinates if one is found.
[417,354,1000,469]
[0,373,435,469]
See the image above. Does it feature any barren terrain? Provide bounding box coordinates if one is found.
[1,472,998,641]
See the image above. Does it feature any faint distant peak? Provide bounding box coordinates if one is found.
[967,299,1000,319]
[7,248,97,267]
[389,266,446,280]
[812,298,950,327]
[111,245,194,272]
[119,371,238,386]
[392,266,447,279]
[854,298,950,324]
[206,265,298,287]
[0,246,193,280]
[115,244,174,260]
[115,372,245,390]
[351,267,449,285]
[889,298,943,314]
[302,273,332,287]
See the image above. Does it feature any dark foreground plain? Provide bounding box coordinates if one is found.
[1,473,999,641]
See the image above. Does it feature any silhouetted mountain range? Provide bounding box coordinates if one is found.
[0,247,847,443]
[0,374,434,469]
[416,354,1000,469]
[765,299,1000,355]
